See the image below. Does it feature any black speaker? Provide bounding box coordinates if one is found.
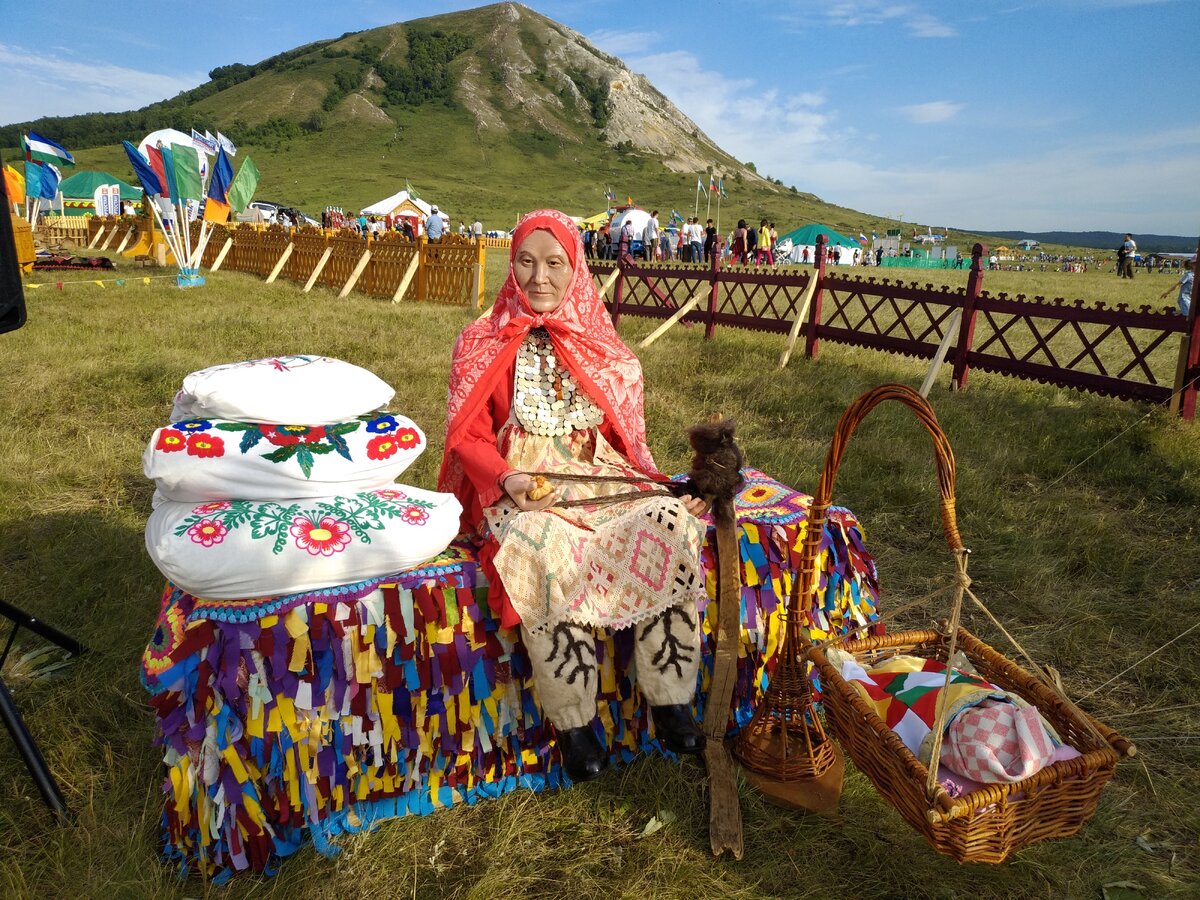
[0,153,28,335]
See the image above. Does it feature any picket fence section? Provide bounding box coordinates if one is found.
[184,223,486,306]
[590,237,1200,420]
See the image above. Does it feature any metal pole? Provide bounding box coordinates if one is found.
[0,676,70,823]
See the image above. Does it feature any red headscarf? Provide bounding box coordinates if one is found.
[439,209,658,518]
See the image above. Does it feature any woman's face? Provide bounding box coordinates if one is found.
[514,229,572,313]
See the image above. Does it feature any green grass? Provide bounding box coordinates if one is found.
[1,258,1197,898]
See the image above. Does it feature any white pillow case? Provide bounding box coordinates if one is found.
[145,486,462,600]
[171,356,395,425]
[144,413,426,501]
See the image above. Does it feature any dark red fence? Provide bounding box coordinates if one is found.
[590,236,1200,420]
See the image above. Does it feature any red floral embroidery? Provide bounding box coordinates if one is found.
[186,433,225,458]
[156,429,187,453]
[187,519,228,547]
[400,505,429,526]
[289,516,352,557]
[374,488,407,500]
[393,427,422,450]
[367,434,399,460]
[192,501,232,515]
[300,426,327,444]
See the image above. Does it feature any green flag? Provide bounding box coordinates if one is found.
[169,143,203,200]
[227,157,261,213]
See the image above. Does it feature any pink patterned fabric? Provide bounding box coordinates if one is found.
[942,698,1057,783]
[439,209,658,520]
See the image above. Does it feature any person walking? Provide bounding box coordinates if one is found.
[1120,234,1137,278]
[731,219,748,266]
[1160,258,1193,316]
[689,217,703,264]
[644,210,660,262]
[755,218,774,267]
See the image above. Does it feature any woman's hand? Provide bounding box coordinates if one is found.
[678,493,710,518]
[503,473,562,511]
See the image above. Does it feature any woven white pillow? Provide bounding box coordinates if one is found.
[145,486,462,600]
[171,356,394,425]
[144,413,425,501]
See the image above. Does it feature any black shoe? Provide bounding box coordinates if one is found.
[651,704,706,755]
[557,726,608,782]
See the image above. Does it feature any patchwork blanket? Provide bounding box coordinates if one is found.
[838,653,1062,782]
[140,469,881,880]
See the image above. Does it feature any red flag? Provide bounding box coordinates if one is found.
[709,175,717,193]
[147,146,169,200]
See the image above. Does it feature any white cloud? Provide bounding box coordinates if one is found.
[0,43,204,124]
[587,29,659,57]
[899,100,964,123]
[821,1,958,37]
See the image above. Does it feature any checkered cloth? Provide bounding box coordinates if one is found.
[942,698,1056,783]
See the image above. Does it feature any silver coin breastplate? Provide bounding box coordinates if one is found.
[513,329,604,436]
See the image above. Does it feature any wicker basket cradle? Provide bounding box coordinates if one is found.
[795,385,1135,863]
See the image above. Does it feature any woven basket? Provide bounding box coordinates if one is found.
[800,384,1135,863]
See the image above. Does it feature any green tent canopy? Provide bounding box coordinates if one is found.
[775,223,860,249]
[58,170,142,216]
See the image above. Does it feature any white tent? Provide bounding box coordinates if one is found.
[361,190,448,235]
[361,189,432,217]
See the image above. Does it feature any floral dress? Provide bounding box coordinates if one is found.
[484,329,706,634]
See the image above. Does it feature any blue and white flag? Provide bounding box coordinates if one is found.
[191,128,218,156]
[216,131,238,157]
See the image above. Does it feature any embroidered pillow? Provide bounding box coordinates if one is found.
[145,486,462,600]
[144,413,425,501]
[171,356,394,425]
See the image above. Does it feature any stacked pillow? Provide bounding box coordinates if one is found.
[144,356,461,599]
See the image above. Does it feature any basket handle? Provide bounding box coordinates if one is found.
[789,384,962,645]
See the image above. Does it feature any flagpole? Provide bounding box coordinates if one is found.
[149,197,186,270]
[694,180,699,219]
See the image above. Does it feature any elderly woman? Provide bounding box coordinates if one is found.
[439,209,708,782]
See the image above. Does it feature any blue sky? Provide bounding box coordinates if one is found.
[2,0,1197,234]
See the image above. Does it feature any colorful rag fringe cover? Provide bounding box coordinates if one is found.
[140,470,879,880]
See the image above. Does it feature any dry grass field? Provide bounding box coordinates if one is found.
[0,251,1196,899]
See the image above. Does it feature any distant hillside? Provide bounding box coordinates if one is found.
[979,230,1198,254]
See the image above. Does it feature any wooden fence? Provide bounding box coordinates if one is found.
[590,237,1200,420]
[187,224,486,306]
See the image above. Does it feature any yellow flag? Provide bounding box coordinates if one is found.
[2,164,23,203]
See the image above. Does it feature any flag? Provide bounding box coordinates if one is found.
[696,177,703,192]
[670,210,683,225]
[170,143,204,200]
[159,144,180,204]
[709,174,717,193]
[22,132,75,167]
[216,132,238,157]
[204,147,235,222]
[719,178,727,199]
[146,145,170,199]
[38,163,61,199]
[23,161,43,201]
[858,232,867,244]
[122,140,163,196]
[603,187,616,202]
[226,156,261,213]
[405,179,421,201]
[871,231,878,241]
[3,164,24,204]
[191,128,217,156]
